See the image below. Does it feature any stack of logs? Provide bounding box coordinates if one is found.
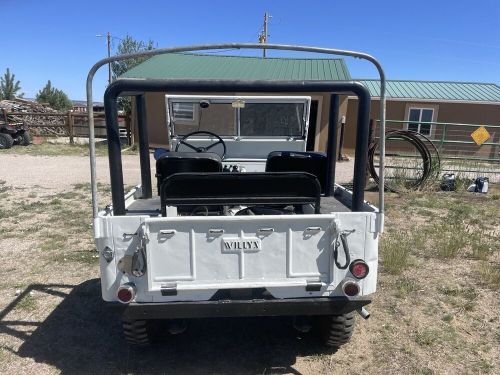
[0,98,68,136]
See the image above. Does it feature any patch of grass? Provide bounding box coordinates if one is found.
[380,233,411,274]
[415,328,439,347]
[441,313,454,323]
[57,191,84,200]
[0,208,10,219]
[40,232,68,251]
[0,182,11,194]
[15,294,37,312]
[479,262,500,290]
[50,198,63,205]
[471,359,494,374]
[20,200,48,212]
[380,228,425,274]
[469,231,496,260]
[51,250,98,265]
[415,326,458,348]
[438,286,478,312]
[417,367,435,375]
[429,222,468,259]
[0,141,115,157]
[394,277,418,298]
[73,182,110,194]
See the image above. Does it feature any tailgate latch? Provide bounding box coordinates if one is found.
[305,281,323,292]
[161,282,178,296]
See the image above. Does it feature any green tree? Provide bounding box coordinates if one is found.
[35,80,73,111]
[111,35,155,114]
[0,68,24,100]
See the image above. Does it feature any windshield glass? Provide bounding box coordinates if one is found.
[171,102,236,136]
[240,103,304,137]
[169,98,307,137]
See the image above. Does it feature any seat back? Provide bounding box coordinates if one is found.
[265,151,328,193]
[160,172,321,216]
[155,152,222,194]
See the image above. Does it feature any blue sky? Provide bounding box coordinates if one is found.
[2,0,499,100]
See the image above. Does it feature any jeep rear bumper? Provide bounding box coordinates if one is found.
[109,297,371,320]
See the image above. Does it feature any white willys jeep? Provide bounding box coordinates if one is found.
[86,43,387,350]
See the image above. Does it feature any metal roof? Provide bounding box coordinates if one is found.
[360,79,500,102]
[121,53,351,81]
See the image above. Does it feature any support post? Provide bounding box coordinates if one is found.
[125,115,132,146]
[67,112,74,144]
[136,95,152,199]
[439,123,447,153]
[338,117,346,161]
[325,94,340,197]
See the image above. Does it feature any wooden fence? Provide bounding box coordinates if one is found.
[1,109,131,145]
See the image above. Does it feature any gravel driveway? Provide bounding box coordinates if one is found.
[1,153,355,193]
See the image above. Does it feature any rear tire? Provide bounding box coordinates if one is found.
[316,311,356,351]
[21,131,32,146]
[0,133,14,149]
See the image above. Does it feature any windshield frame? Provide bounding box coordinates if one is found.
[166,95,311,139]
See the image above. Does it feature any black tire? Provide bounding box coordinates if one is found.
[21,131,32,146]
[122,318,155,346]
[0,133,14,149]
[316,311,356,351]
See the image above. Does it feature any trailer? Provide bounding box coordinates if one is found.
[86,43,387,350]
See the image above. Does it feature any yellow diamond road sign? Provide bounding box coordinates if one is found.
[471,126,490,146]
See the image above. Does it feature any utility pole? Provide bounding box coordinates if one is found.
[96,32,113,84]
[106,31,112,84]
[258,12,271,58]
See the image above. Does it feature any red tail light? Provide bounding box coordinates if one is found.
[350,259,369,279]
[117,284,136,304]
[342,280,360,297]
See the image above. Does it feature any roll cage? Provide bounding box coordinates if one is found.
[86,43,386,231]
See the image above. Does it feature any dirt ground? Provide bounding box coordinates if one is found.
[0,148,498,374]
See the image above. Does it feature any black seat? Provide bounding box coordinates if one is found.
[155,152,222,194]
[266,151,327,193]
[160,172,321,216]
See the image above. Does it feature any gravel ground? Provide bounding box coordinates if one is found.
[0,152,498,374]
[1,154,355,193]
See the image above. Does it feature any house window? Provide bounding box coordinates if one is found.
[407,108,434,136]
[172,102,197,125]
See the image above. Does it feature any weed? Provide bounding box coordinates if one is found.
[15,294,37,312]
[438,286,478,312]
[51,198,63,205]
[427,222,468,258]
[0,208,9,219]
[479,262,500,290]
[415,328,438,346]
[442,313,454,322]
[417,367,435,375]
[20,200,48,212]
[380,232,413,274]
[40,232,68,251]
[394,277,418,297]
[0,183,11,194]
[469,232,495,260]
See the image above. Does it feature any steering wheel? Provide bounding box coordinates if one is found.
[175,130,226,159]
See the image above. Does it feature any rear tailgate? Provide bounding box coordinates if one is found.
[144,214,372,294]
